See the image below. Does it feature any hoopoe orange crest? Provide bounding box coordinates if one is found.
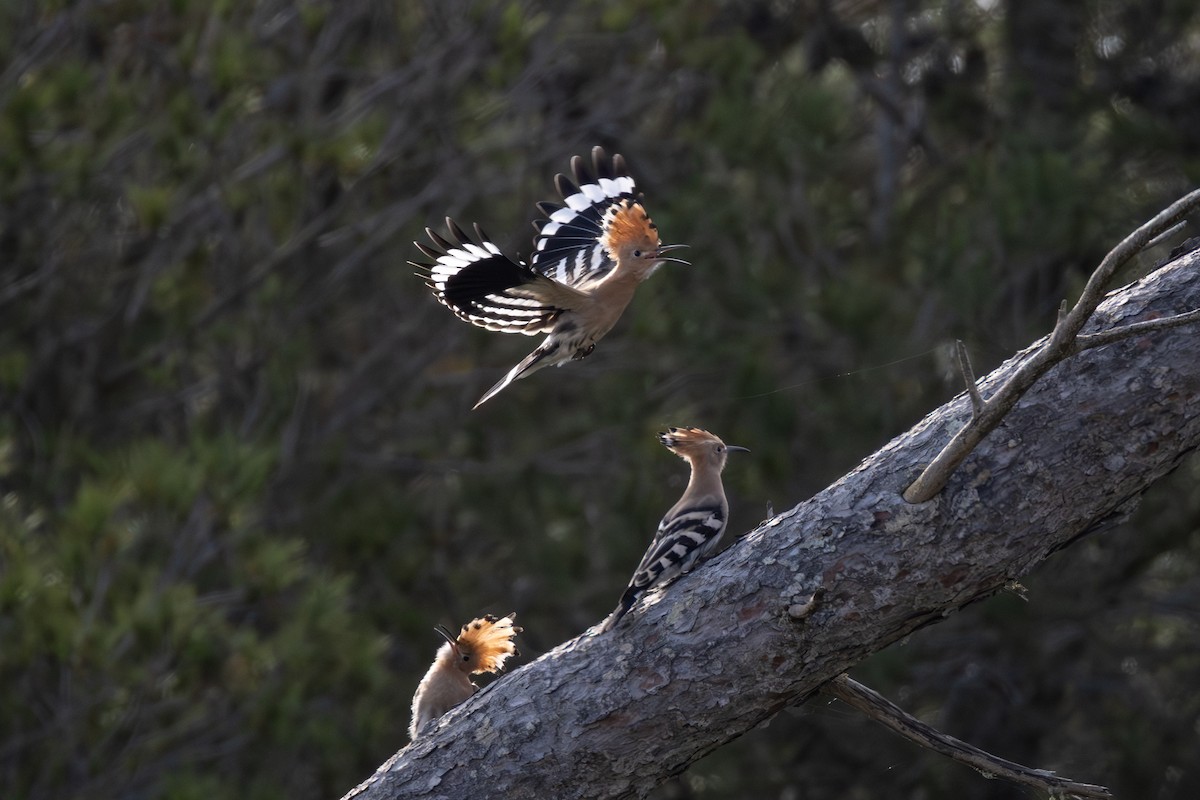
[659,426,725,456]
[452,612,522,674]
[600,200,661,261]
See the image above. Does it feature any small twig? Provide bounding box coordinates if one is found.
[1146,220,1187,250]
[1071,308,1200,354]
[825,675,1112,799]
[904,189,1200,503]
[955,340,983,418]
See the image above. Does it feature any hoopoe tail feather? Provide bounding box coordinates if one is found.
[472,339,563,409]
[597,587,639,633]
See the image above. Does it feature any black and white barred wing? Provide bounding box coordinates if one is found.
[630,503,727,590]
[531,146,639,289]
[598,502,728,632]
[413,219,561,335]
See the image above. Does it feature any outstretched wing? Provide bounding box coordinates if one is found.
[413,218,562,335]
[531,146,640,289]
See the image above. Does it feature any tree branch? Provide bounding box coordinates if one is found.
[341,249,1200,800]
[825,675,1112,799]
[903,189,1200,503]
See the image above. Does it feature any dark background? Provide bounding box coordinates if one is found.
[2,1,1198,798]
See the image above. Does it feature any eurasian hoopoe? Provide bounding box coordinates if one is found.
[412,147,688,409]
[599,428,748,632]
[408,612,521,740]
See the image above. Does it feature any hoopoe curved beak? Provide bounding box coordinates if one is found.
[726,445,750,453]
[653,243,690,265]
[434,626,459,647]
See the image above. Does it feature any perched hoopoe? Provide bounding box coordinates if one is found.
[412,147,688,409]
[408,612,521,740]
[599,428,748,632]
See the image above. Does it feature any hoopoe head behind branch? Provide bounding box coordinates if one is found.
[408,612,521,740]
[598,428,749,633]
[411,147,688,409]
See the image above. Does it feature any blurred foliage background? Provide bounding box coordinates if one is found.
[2,1,1199,798]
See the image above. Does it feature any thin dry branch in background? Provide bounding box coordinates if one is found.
[904,189,1200,503]
[955,339,983,417]
[825,675,1112,799]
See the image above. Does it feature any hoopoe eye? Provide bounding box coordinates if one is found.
[462,653,470,661]
[633,249,643,258]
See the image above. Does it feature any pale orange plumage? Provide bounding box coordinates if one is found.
[408,613,521,740]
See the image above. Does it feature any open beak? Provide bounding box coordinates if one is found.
[434,626,458,646]
[726,445,750,453]
[654,243,690,265]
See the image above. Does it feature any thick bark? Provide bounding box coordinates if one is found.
[343,249,1200,799]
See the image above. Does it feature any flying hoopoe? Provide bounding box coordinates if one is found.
[409,613,522,740]
[412,147,688,409]
[599,428,748,632]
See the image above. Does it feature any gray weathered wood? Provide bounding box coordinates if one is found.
[343,249,1200,800]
